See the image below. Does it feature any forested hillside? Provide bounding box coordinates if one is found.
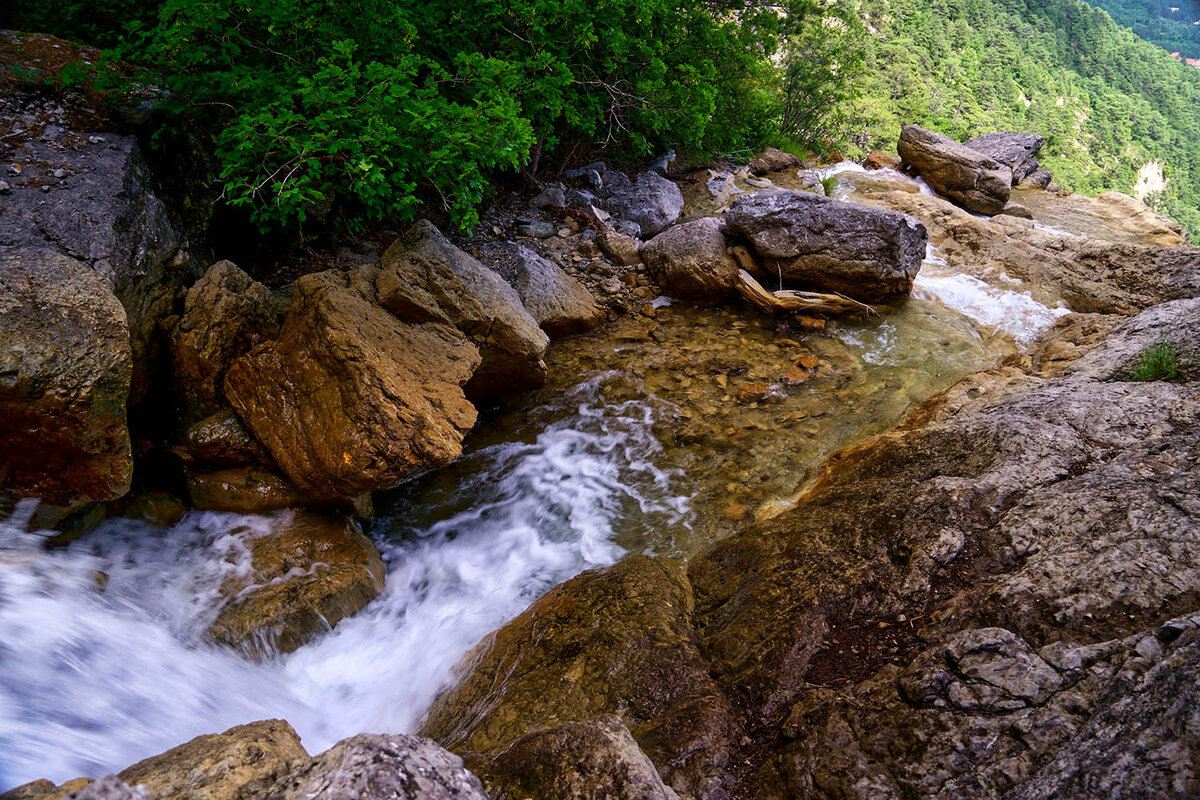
[846,0,1200,240]
[1084,0,1200,59]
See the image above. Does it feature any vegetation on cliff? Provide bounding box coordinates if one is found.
[1084,0,1200,59]
[845,0,1200,240]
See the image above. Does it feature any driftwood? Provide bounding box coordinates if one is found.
[735,270,877,317]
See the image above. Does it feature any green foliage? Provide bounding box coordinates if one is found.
[85,0,785,232]
[844,0,1200,242]
[1125,335,1188,380]
[1084,0,1200,60]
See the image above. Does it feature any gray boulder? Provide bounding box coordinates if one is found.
[261,734,488,800]
[898,124,1013,214]
[0,133,197,401]
[724,189,927,302]
[605,172,684,238]
[1018,169,1054,191]
[490,244,604,339]
[377,220,549,399]
[640,217,738,303]
[0,249,132,514]
[965,132,1044,185]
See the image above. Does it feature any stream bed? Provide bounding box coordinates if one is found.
[0,178,1073,789]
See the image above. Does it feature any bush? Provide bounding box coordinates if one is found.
[100,0,790,232]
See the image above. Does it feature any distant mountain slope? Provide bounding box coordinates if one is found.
[846,0,1200,240]
[1085,0,1200,59]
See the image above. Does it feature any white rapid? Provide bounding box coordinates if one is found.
[0,376,690,789]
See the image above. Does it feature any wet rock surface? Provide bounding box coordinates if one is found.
[0,249,132,513]
[475,715,680,800]
[724,189,927,302]
[185,467,306,516]
[224,267,481,500]
[899,124,1013,214]
[207,511,385,658]
[421,555,743,800]
[377,220,549,399]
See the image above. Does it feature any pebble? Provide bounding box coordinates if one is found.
[8,163,21,175]
[0,180,10,195]
[52,168,67,179]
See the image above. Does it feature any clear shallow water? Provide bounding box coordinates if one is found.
[0,170,1075,790]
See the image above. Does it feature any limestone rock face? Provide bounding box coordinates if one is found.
[170,261,280,424]
[377,220,548,399]
[224,267,480,499]
[964,132,1044,185]
[421,555,743,800]
[0,132,197,400]
[493,244,604,338]
[605,172,685,238]
[258,734,488,800]
[0,249,132,511]
[861,190,1200,313]
[116,720,307,800]
[477,716,681,800]
[724,189,927,302]
[898,124,1013,214]
[208,512,385,658]
[641,217,738,303]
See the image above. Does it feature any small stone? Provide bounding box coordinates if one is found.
[41,185,51,193]
[784,364,810,383]
[796,315,826,330]
[723,503,749,520]
[739,382,770,402]
[797,353,819,369]
[0,180,11,194]
[8,163,21,175]
[53,168,67,179]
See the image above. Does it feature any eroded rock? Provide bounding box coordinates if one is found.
[964,132,1044,185]
[724,189,927,303]
[489,243,604,338]
[605,172,685,238]
[898,124,1012,214]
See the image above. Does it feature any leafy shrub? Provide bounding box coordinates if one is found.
[1125,335,1188,381]
[97,0,792,232]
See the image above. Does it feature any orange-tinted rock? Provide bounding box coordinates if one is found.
[186,467,306,515]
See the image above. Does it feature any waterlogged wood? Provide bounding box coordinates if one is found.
[735,269,876,316]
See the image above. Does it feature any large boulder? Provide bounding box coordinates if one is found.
[185,467,306,515]
[964,132,1044,185]
[640,217,738,302]
[254,734,488,800]
[421,555,743,800]
[860,190,1200,313]
[207,511,385,658]
[898,124,1012,214]
[748,147,801,176]
[476,716,681,800]
[0,249,132,513]
[490,244,604,339]
[605,172,685,238]
[0,129,197,401]
[376,220,548,399]
[723,189,927,303]
[116,720,307,800]
[170,261,281,425]
[224,267,480,500]
[178,409,273,471]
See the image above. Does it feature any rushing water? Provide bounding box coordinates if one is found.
[0,170,1077,790]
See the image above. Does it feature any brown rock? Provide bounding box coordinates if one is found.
[225,268,480,500]
[180,409,272,470]
[898,124,1012,214]
[596,229,642,266]
[749,147,801,175]
[117,720,307,800]
[170,261,280,424]
[862,151,902,171]
[421,556,742,800]
[640,217,738,303]
[208,512,385,658]
[476,716,681,800]
[0,779,94,800]
[0,249,132,513]
[186,466,306,515]
[376,220,548,399]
